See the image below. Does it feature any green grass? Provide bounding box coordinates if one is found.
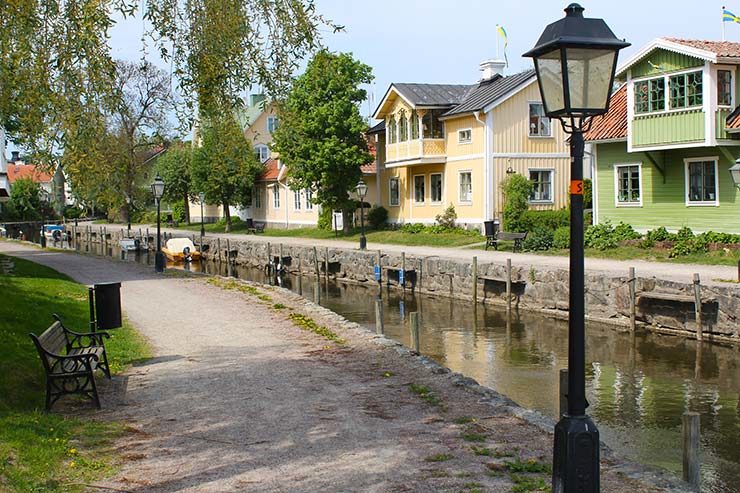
[542,245,740,266]
[504,458,551,474]
[0,254,151,492]
[510,473,550,492]
[408,383,442,406]
[424,453,454,462]
[288,313,345,344]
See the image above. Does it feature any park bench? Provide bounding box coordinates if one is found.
[489,231,528,252]
[245,219,266,234]
[29,314,111,410]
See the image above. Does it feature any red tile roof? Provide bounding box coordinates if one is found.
[663,38,740,58]
[7,164,52,184]
[258,158,279,181]
[583,85,628,142]
[362,138,377,174]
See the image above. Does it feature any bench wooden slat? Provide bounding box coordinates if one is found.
[496,232,527,241]
[38,321,67,355]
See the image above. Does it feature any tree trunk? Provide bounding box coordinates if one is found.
[223,201,231,232]
[342,208,352,234]
[183,190,191,224]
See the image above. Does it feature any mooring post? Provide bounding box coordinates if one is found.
[325,247,330,282]
[506,258,512,313]
[629,267,637,333]
[693,273,703,341]
[313,246,319,278]
[401,252,406,291]
[472,256,478,305]
[375,298,384,335]
[376,249,382,288]
[559,369,569,418]
[737,259,740,283]
[217,237,221,261]
[279,243,284,268]
[226,238,230,260]
[297,251,302,277]
[682,412,701,490]
[409,312,420,353]
[267,242,272,274]
[192,233,196,245]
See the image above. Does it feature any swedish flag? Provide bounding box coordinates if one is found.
[497,25,509,67]
[723,9,740,23]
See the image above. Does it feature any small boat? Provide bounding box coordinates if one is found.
[162,237,201,262]
[119,238,142,251]
[43,224,65,242]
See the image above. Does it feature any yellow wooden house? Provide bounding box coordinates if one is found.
[371,60,571,229]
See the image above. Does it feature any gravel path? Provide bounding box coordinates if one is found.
[1,242,687,492]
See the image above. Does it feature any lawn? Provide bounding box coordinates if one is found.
[0,254,151,492]
[545,245,740,267]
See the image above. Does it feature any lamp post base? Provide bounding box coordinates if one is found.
[155,251,166,273]
[359,235,367,250]
[552,414,600,493]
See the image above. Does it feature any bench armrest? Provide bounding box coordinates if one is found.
[49,353,100,374]
[66,329,110,349]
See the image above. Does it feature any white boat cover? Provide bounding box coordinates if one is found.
[165,237,196,253]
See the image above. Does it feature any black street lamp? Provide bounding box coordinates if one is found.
[355,179,368,250]
[150,174,166,273]
[199,191,206,245]
[524,4,628,493]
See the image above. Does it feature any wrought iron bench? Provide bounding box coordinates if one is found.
[491,231,528,252]
[29,314,111,410]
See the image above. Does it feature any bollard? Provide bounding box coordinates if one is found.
[472,256,478,305]
[629,267,637,333]
[559,369,569,418]
[693,274,703,341]
[375,299,384,335]
[325,247,330,281]
[279,243,284,269]
[506,258,512,313]
[682,412,701,490]
[409,312,420,353]
[313,246,319,278]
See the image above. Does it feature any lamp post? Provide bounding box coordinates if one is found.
[524,4,628,492]
[199,191,206,245]
[730,159,740,189]
[355,179,368,250]
[150,174,166,273]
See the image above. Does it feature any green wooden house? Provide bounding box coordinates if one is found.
[585,38,740,233]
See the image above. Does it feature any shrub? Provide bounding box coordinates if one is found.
[400,223,426,234]
[583,178,593,209]
[553,226,570,249]
[317,207,333,231]
[612,222,641,242]
[518,209,570,233]
[645,226,674,243]
[171,201,186,223]
[584,221,618,250]
[367,205,388,230]
[435,204,457,229]
[501,174,533,232]
[522,227,554,251]
[63,205,83,220]
[676,226,694,241]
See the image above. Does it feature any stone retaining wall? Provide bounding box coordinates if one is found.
[203,236,740,341]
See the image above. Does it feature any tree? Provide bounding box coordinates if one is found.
[273,50,373,231]
[501,174,533,232]
[191,116,261,232]
[158,143,194,224]
[2,178,48,221]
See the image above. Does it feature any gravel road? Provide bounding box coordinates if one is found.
[1,242,687,492]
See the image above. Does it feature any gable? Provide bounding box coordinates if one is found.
[630,49,704,79]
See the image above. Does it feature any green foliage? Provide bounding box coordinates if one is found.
[158,143,193,223]
[435,204,457,229]
[408,384,441,406]
[583,178,593,209]
[398,223,480,237]
[288,313,345,343]
[317,207,333,231]
[518,209,570,233]
[273,50,373,215]
[552,226,570,249]
[171,201,186,223]
[3,178,53,221]
[584,221,641,250]
[501,174,533,232]
[522,227,554,251]
[191,115,261,231]
[367,205,388,230]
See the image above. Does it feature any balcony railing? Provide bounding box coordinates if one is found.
[386,138,445,165]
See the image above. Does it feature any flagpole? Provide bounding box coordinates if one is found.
[496,24,500,59]
[723,6,727,41]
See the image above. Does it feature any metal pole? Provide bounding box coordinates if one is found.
[559,368,569,418]
[359,198,367,250]
[154,198,165,272]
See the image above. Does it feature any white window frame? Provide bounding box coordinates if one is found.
[458,170,472,204]
[632,67,705,116]
[293,189,301,211]
[389,177,400,207]
[684,156,719,206]
[528,168,555,204]
[305,188,313,210]
[267,116,279,134]
[613,163,643,207]
[255,144,269,163]
[430,173,443,204]
[716,66,735,108]
[528,102,552,138]
[457,128,472,144]
[413,174,425,204]
[272,184,280,208]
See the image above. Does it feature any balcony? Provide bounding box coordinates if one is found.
[385,139,446,168]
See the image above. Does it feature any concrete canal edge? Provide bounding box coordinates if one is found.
[191,235,740,344]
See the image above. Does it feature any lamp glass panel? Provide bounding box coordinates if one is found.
[534,49,565,115]
[565,48,617,112]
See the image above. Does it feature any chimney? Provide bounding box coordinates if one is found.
[479,59,506,81]
[249,94,266,107]
[11,151,20,163]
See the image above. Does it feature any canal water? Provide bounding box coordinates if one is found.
[81,241,739,492]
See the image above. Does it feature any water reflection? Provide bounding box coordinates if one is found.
[73,241,740,493]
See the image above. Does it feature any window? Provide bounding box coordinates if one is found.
[458,128,472,144]
[267,116,279,133]
[255,144,269,163]
[305,188,313,210]
[615,164,641,206]
[414,175,425,203]
[529,169,553,202]
[272,185,280,208]
[254,187,262,208]
[528,103,552,136]
[410,111,419,139]
[685,158,718,205]
[670,71,702,109]
[430,173,443,203]
[389,177,400,206]
[634,78,665,114]
[388,117,397,144]
[398,111,408,142]
[422,110,444,138]
[294,189,301,210]
[459,171,472,203]
[718,70,733,106]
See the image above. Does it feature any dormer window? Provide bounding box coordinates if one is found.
[634,70,702,114]
[669,71,702,109]
[634,78,665,114]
